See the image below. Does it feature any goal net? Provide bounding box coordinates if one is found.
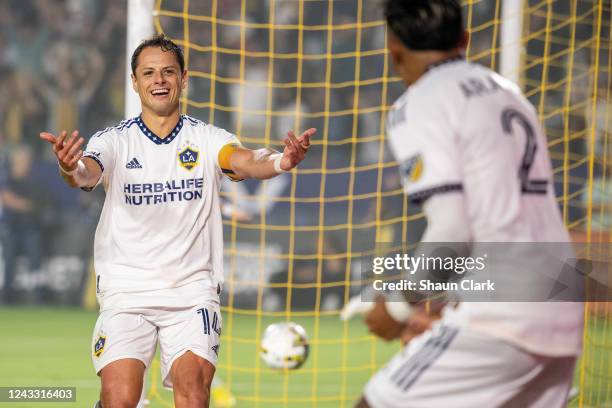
[142,0,611,406]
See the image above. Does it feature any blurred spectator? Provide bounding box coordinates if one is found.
[300,89,326,169]
[0,0,125,150]
[273,89,310,142]
[0,145,48,303]
[38,42,104,136]
[1,70,45,149]
[0,0,122,306]
[0,141,8,217]
[265,258,318,311]
[320,234,347,311]
[228,57,268,138]
[89,62,125,132]
[263,234,347,312]
[357,86,384,165]
[2,1,51,77]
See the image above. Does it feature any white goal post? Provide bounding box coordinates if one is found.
[500,0,524,86]
[123,6,156,405]
[125,0,156,118]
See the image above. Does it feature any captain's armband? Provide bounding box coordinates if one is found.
[218,143,244,181]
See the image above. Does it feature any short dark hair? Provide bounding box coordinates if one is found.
[131,33,185,75]
[384,0,463,51]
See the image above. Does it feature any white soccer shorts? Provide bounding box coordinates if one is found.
[363,324,576,408]
[91,300,222,388]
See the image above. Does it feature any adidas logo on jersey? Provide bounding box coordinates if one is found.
[126,158,142,169]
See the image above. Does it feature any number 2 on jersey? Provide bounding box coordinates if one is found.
[501,108,547,194]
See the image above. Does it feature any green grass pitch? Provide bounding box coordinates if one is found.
[0,307,608,407]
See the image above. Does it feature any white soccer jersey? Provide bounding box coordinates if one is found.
[387,58,583,356]
[83,114,241,310]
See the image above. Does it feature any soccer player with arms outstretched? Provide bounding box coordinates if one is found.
[355,1,583,407]
[40,34,314,408]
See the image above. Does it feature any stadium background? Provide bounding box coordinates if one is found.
[0,0,610,407]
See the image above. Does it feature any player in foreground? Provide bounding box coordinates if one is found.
[40,34,314,408]
[354,1,583,407]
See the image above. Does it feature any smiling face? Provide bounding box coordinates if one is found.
[131,46,187,117]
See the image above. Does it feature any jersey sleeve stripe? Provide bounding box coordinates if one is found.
[408,183,463,204]
[183,114,203,126]
[91,127,112,139]
[83,153,105,173]
[91,117,138,139]
[218,143,243,181]
[80,154,105,192]
[116,118,138,131]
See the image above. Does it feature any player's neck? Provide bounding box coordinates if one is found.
[420,50,463,70]
[140,109,182,139]
[404,49,463,86]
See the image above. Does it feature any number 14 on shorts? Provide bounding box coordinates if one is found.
[197,307,221,336]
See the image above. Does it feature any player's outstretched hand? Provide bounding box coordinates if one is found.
[400,308,438,345]
[40,130,85,173]
[364,296,406,341]
[279,128,316,171]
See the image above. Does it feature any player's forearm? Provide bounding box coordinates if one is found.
[421,193,471,243]
[59,158,101,188]
[231,148,287,180]
[403,193,471,303]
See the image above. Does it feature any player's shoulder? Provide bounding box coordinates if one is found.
[402,59,528,118]
[388,60,478,133]
[182,114,207,129]
[181,114,218,136]
[90,116,140,139]
[420,59,522,100]
[182,114,238,143]
[391,60,469,115]
[408,58,475,99]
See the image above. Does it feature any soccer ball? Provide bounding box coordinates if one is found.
[260,322,309,370]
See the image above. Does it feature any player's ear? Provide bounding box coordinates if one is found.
[181,70,188,90]
[131,73,138,93]
[387,32,404,67]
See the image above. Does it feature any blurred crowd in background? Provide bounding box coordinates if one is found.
[0,0,608,308]
[0,0,126,304]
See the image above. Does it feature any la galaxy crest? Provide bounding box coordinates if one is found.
[178,142,200,171]
[94,334,106,358]
[400,154,423,182]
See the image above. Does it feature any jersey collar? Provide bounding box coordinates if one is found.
[425,55,465,72]
[136,114,184,145]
